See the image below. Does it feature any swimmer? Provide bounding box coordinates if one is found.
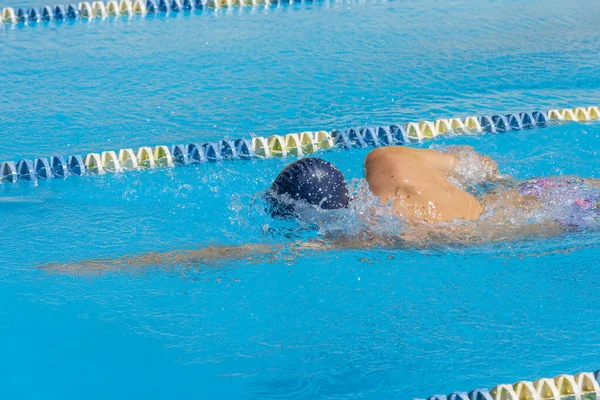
[40,146,600,274]
[266,147,490,223]
[263,147,600,243]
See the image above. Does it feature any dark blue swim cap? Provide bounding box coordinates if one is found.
[267,158,349,218]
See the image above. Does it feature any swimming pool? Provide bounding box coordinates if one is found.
[1,0,600,398]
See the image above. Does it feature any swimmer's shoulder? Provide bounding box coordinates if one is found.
[365,147,456,174]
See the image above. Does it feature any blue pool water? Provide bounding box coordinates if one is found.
[1,0,600,398]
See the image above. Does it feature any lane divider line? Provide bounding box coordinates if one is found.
[1,106,598,184]
[1,0,332,26]
[413,370,600,400]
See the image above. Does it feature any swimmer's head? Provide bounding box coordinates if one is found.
[266,158,350,219]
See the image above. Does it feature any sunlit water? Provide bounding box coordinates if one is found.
[1,0,600,398]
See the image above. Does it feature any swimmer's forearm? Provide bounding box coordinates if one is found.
[37,237,384,275]
[38,243,286,275]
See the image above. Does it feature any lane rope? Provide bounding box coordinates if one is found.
[1,0,335,26]
[1,106,598,184]
[413,370,600,400]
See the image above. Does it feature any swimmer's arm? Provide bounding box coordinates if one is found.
[37,238,384,275]
[38,244,286,275]
[371,146,507,182]
[371,146,456,173]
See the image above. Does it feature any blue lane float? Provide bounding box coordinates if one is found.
[1,161,18,183]
[34,158,52,179]
[506,113,523,130]
[171,144,189,165]
[361,127,380,147]
[16,159,35,181]
[50,155,68,178]
[41,5,54,20]
[375,126,394,146]
[491,115,509,132]
[67,155,86,176]
[390,124,407,144]
[468,389,492,400]
[16,8,28,22]
[333,125,409,150]
[519,112,536,129]
[217,139,238,160]
[28,7,42,22]
[54,4,67,19]
[427,396,447,400]
[0,107,595,184]
[346,128,368,148]
[332,128,363,149]
[145,0,158,13]
[479,115,497,133]
[234,138,254,159]
[157,0,169,12]
[202,142,223,162]
[182,0,196,10]
[66,4,79,18]
[532,111,548,126]
[448,392,469,400]
[187,143,207,163]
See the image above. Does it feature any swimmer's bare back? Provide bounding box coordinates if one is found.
[364,147,484,222]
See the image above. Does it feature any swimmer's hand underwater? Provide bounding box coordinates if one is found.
[38,225,563,275]
[38,146,600,275]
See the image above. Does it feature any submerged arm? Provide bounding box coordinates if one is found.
[39,243,286,275]
[37,234,397,276]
